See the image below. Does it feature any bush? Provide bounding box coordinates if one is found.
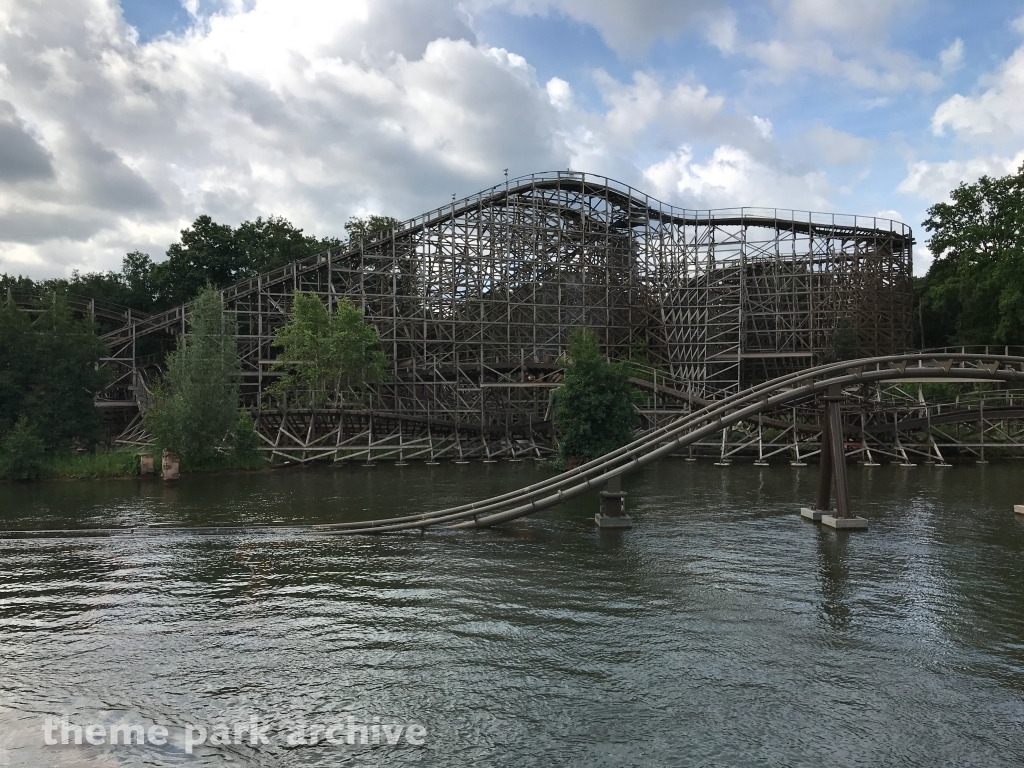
[41,449,140,479]
[230,410,262,462]
[143,287,240,466]
[553,329,640,465]
[0,417,45,480]
[0,293,108,451]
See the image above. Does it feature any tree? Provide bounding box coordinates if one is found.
[831,316,858,362]
[0,416,45,480]
[2,212,389,316]
[143,287,241,465]
[921,164,1024,346]
[269,292,386,408]
[235,216,342,274]
[0,296,34,436]
[151,215,342,308]
[553,329,640,465]
[344,215,400,246]
[0,293,108,451]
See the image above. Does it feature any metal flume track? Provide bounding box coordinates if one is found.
[316,353,1024,535]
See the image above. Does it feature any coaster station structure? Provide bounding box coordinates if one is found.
[99,171,921,462]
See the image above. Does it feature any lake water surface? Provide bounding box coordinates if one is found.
[1,460,1023,766]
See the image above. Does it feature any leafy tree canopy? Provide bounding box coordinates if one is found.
[269,292,386,408]
[0,293,109,451]
[1,212,396,314]
[920,164,1024,346]
[143,287,242,464]
[344,215,400,245]
[553,329,640,465]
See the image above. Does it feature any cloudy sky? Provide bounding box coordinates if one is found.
[2,0,1023,278]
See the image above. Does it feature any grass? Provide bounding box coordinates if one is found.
[41,449,141,479]
[179,452,266,473]
[32,448,266,480]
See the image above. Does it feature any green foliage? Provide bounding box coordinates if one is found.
[0,293,109,450]
[153,215,342,309]
[920,164,1024,346]
[270,292,386,407]
[229,410,261,461]
[831,316,858,361]
[41,449,140,480]
[143,288,240,465]
[2,214,348,314]
[3,212,399,317]
[344,215,400,245]
[0,416,45,480]
[553,329,640,464]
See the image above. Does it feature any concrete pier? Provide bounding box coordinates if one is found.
[161,450,179,481]
[1015,505,1024,515]
[800,507,826,522]
[821,514,869,530]
[595,475,632,529]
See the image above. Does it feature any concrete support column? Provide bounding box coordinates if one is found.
[161,450,180,481]
[596,474,632,529]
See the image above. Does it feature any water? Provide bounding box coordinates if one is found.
[2,461,1024,766]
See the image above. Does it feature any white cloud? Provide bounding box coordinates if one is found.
[705,10,737,54]
[545,76,573,111]
[742,0,941,92]
[939,38,963,74]
[932,45,1024,144]
[0,0,936,279]
[748,37,940,92]
[643,144,831,211]
[479,0,726,57]
[751,116,772,139]
[806,125,875,166]
[0,0,569,275]
[786,0,915,38]
[594,70,724,144]
[875,208,904,222]
[897,152,1024,203]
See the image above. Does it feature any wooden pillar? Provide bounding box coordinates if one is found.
[809,386,852,519]
[814,408,833,512]
[827,397,852,519]
[802,391,860,528]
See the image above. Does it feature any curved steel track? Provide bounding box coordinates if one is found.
[316,353,1024,535]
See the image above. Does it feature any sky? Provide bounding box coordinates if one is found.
[1,0,1023,279]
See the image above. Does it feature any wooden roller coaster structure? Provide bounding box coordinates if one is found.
[93,171,918,461]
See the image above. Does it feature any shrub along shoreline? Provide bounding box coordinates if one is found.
[2,448,268,482]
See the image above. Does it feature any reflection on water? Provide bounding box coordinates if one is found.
[2,461,1024,766]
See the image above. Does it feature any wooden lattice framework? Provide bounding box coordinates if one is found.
[99,172,914,461]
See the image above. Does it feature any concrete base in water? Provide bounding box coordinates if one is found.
[800,507,827,522]
[821,514,869,530]
[161,451,179,481]
[595,514,633,529]
[1015,505,1024,515]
